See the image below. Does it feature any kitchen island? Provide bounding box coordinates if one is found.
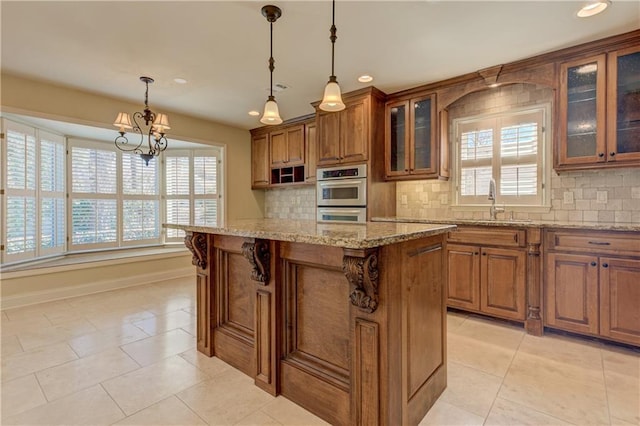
[168,219,455,425]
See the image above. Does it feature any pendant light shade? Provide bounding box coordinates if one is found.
[260,5,283,125]
[261,95,283,125]
[319,0,345,112]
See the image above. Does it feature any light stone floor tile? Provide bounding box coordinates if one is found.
[142,296,195,316]
[179,349,233,377]
[133,309,195,336]
[447,332,517,378]
[36,347,140,401]
[439,361,503,417]
[261,396,330,425]
[102,355,207,415]
[518,332,604,373]
[1,310,8,321]
[112,395,206,425]
[0,374,47,419]
[120,328,195,366]
[418,399,485,426]
[68,323,151,358]
[234,410,282,425]
[2,384,125,425]
[498,351,610,425]
[181,321,197,336]
[446,311,468,332]
[177,368,275,425]
[1,334,24,358]
[16,318,97,351]
[484,397,573,425]
[0,314,52,337]
[1,342,78,382]
[604,369,640,425]
[84,306,157,330]
[601,344,640,378]
[3,300,73,322]
[450,315,525,350]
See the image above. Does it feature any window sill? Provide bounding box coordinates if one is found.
[450,204,551,214]
[1,245,190,278]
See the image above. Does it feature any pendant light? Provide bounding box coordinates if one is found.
[260,5,283,125]
[319,0,346,112]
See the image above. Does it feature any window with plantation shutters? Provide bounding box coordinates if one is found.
[165,150,219,241]
[122,153,160,244]
[39,131,66,255]
[455,108,546,206]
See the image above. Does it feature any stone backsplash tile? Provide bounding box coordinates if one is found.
[264,186,316,220]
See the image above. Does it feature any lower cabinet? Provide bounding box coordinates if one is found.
[446,227,527,321]
[544,229,640,346]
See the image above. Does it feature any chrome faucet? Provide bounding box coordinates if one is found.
[488,178,504,220]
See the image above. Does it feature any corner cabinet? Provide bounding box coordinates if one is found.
[251,133,270,189]
[544,229,640,346]
[446,227,527,321]
[385,93,440,179]
[556,44,640,170]
[315,87,385,167]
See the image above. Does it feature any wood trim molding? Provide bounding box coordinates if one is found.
[478,65,503,85]
[525,227,543,336]
[343,249,380,313]
[242,239,271,284]
[184,232,208,270]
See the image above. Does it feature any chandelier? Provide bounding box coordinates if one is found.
[113,76,170,165]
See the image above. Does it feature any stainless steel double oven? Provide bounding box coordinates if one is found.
[316,164,367,224]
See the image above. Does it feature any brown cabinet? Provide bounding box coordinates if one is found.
[251,133,270,189]
[544,229,640,346]
[556,44,640,170]
[304,122,317,184]
[270,124,304,168]
[385,94,439,179]
[446,227,526,321]
[316,93,371,167]
[250,116,315,189]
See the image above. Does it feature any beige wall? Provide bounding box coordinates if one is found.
[0,73,265,220]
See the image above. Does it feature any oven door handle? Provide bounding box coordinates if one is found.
[319,180,365,187]
[318,208,364,214]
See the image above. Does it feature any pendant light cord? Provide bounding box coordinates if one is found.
[269,20,275,98]
[330,0,337,78]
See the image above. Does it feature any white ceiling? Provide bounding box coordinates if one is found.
[2,1,639,132]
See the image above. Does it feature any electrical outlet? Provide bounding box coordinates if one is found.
[597,191,608,203]
[401,195,408,205]
[563,191,574,204]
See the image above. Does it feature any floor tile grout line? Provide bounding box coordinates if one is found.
[599,346,614,426]
[174,392,212,425]
[99,382,128,422]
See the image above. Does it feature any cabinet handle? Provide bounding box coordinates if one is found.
[588,241,610,246]
[405,169,409,172]
[514,234,519,243]
[602,263,609,268]
[598,152,605,158]
[590,261,597,267]
[474,252,479,255]
[482,252,487,256]
[609,152,616,157]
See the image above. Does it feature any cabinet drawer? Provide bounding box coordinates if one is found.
[546,230,640,256]
[447,227,526,248]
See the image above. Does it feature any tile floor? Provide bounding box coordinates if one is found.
[1,278,638,425]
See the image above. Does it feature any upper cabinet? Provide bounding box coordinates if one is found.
[250,116,314,189]
[556,44,640,170]
[385,93,438,179]
[315,88,384,167]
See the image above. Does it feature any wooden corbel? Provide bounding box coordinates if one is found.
[343,249,379,313]
[184,232,208,270]
[242,239,270,284]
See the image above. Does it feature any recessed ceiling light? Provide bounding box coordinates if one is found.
[248,111,260,116]
[358,74,374,83]
[174,78,188,84]
[577,0,611,17]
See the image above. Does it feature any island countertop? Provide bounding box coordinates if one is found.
[165,218,455,249]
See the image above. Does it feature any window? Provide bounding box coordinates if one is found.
[165,150,220,241]
[1,117,222,265]
[1,119,66,263]
[454,107,547,207]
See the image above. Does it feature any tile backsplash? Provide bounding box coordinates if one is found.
[265,186,316,220]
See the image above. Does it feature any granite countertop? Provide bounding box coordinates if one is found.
[165,219,455,249]
[372,217,640,232]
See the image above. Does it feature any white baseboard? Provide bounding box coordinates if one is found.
[1,267,195,309]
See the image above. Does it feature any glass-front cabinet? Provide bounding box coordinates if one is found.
[385,93,438,179]
[557,45,640,170]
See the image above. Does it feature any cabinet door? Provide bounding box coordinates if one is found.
[446,244,480,311]
[305,122,317,184]
[545,253,599,335]
[410,95,437,176]
[385,100,410,177]
[340,98,369,164]
[557,55,607,168]
[480,247,526,320]
[316,112,341,166]
[600,257,640,346]
[252,134,270,188]
[607,45,640,163]
[286,125,305,166]
[270,130,288,168]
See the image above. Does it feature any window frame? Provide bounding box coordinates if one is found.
[452,104,551,210]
